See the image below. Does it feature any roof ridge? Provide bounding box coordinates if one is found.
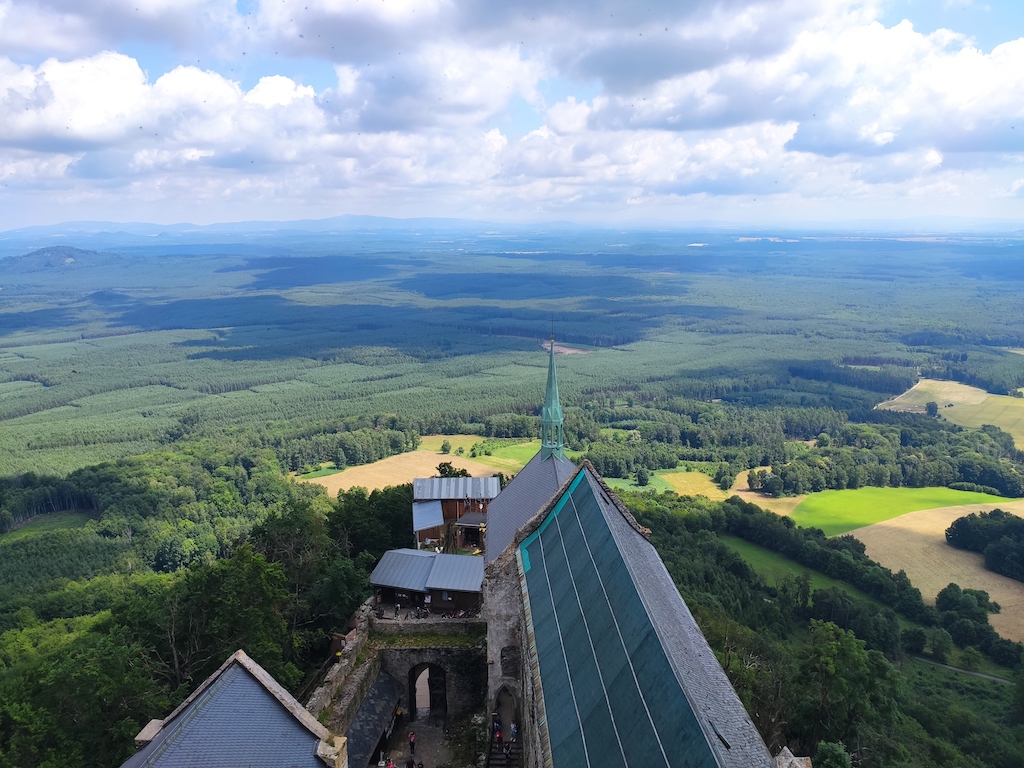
[150,650,329,741]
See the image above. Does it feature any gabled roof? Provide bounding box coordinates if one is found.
[425,553,485,593]
[370,548,484,593]
[413,477,500,501]
[484,449,577,562]
[515,463,772,768]
[121,650,338,768]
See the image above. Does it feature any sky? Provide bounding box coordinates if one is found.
[2,0,1024,229]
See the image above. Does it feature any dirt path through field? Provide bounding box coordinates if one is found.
[849,500,1024,642]
[301,452,499,495]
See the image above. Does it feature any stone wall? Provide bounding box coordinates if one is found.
[379,646,487,721]
[307,600,374,720]
[484,548,526,707]
[370,616,486,636]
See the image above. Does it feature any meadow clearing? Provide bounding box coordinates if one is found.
[0,511,92,542]
[789,486,1006,536]
[603,468,730,498]
[849,499,1024,642]
[728,467,807,515]
[302,451,498,494]
[878,378,1024,447]
[719,534,880,604]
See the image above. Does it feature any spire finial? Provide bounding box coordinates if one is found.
[541,334,564,460]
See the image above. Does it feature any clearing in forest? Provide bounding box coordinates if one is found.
[659,470,729,500]
[0,512,92,542]
[878,378,1024,447]
[849,499,1024,643]
[301,451,499,494]
[603,470,727,497]
[728,468,807,516]
[719,535,882,606]
[790,486,1005,536]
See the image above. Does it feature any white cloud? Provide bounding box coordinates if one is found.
[1,0,1024,225]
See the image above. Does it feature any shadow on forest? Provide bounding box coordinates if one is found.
[110,284,746,361]
[218,255,398,289]
[0,307,81,336]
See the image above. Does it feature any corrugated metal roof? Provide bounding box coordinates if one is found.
[369,549,436,593]
[369,549,484,593]
[121,656,328,768]
[455,510,487,527]
[413,476,500,501]
[517,465,772,768]
[485,450,577,562]
[425,553,484,592]
[412,500,444,532]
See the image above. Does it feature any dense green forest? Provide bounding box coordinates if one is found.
[2,230,1024,476]
[2,226,1024,766]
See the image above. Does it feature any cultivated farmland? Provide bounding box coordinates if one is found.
[849,500,1024,643]
[301,451,499,494]
[878,378,1024,447]
[789,486,1005,536]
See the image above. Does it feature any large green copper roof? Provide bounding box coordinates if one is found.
[517,466,772,768]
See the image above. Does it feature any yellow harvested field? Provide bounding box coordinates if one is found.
[660,471,729,500]
[301,451,498,495]
[728,468,807,516]
[417,434,482,453]
[878,378,1024,447]
[849,499,1024,643]
[1007,348,1024,356]
[878,378,989,410]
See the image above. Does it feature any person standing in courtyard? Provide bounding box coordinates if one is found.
[409,731,416,755]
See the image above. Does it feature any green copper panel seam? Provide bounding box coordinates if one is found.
[520,470,586,572]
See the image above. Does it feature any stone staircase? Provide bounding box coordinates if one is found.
[487,736,522,768]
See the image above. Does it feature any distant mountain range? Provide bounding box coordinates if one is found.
[1,214,1022,260]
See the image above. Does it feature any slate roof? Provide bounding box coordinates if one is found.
[516,464,772,768]
[370,549,484,593]
[484,449,577,562]
[345,670,404,768]
[121,650,335,768]
[413,477,500,501]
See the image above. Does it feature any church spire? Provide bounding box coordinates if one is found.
[540,335,564,460]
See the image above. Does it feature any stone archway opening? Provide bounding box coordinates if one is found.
[493,685,517,734]
[409,663,447,723]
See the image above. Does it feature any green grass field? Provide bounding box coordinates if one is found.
[719,535,880,603]
[295,463,343,479]
[790,486,1006,536]
[1,512,93,542]
[943,397,1024,449]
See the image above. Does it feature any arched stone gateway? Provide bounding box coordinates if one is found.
[409,663,447,721]
[378,647,487,724]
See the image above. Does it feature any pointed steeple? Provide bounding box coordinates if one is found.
[540,335,564,460]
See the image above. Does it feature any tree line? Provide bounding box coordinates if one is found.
[946,508,1024,583]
